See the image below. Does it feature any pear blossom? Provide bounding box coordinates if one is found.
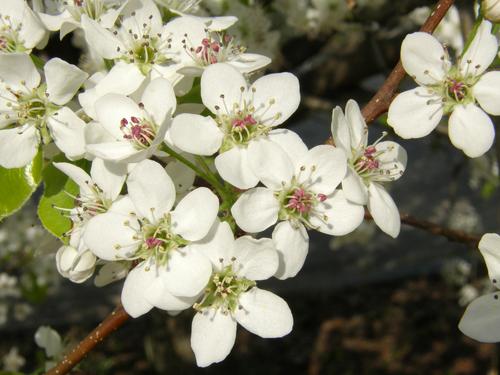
[388,21,499,158]
[169,63,300,189]
[56,245,97,283]
[0,53,88,168]
[164,15,271,77]
[332,100,407,238]
[83,159,220,317]
[231,138,364,279]
[0,0,48,53]
[80,0,179,85]
[85,77,176,163]
[38,0,128,39]
[459,233,500,342]
[190,220,293,367]
[53,158,126,232]
[483,0,500,23]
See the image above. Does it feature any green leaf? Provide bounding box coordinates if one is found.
[37,155,89,240]
[177,78,201,105]
[0,150,42,220]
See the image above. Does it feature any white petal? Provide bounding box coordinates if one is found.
[205,16,238,31]
[170,114,223,155]
[15,3,46,48]
[53,162,93,197]
[201,63,247,113]
[141,78,176,125]
[330,106,351,156]
[233,236,278,280]
[267,128,308,165]
[473,71,500,116]
[191,309,237,367]
[248,138,294,189]
[47,107,86,160]
[121,0,162,35]
[162,245,212,297]
[387,88,443,138]
[400,32,447,85]
[375,141,407,181]
[95,62,145,97]
[95,94,141,139]
[165,159,195,194]
[44,58,88,105]
[345,99,368,149]
[479,233,500,287]
[81,15,123,59]
[189,220,235,269]
[171,187,219,241]
[367,183,400,238]
[127,159,176,222]
[460,20,497,76]
[0,126,39,168]
[85,141,139,161]
[121,261,155,318]
[143,275,196,311]
[342,167,368,205]
[227,53,272,74]
[296,145,347,195]
[231,187,279,233]
[448,104,495,158]
[0,53,40,90]
[214,147,259,189]
[250,72,300,127]
[459,292,500,343]
[90,158,127,201]
[83,205,140,260]
[311,189,364,236]
[94,262,129,287]
[235,288,293,338]
[272,221,309,280]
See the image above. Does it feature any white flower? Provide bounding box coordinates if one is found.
[56,245,96,283]
[2,347,25,372]
[85,77,176,163]
[231,137,364,279]
[169,63,300,189]
[331,100,407,238]
[83,159,219,317]
[164,15,271,77]
[53,158,126,228]
[34,326,62,358]
[483,0,500,22]
[388,21,499,158]
[459,233,500,342]
[38,0,128,39]
[190,220,293,367]
[0,0,47,53]
[0,53,88,168]
[80,0,179,81]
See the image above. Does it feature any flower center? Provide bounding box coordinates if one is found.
[194,262,255,314]
[0,15,25,53]
[123,214,189,266]
[182,31,245,67]
[114,17,173,75]
[276,167,329,229]
[120,114,157,149]
[446,79,468,101]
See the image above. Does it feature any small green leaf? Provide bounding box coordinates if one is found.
[0,150,42,220]
[37,155,89,240]
[177,78,201,105]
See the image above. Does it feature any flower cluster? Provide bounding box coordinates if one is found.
[0,0,499,368]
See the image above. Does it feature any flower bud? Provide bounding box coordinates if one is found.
[56,246,96,284]
[483,0,500,22]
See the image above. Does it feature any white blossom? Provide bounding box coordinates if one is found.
[0,54,88,168]
[190,220,293,367]
[331,100,407,238]
[459,233,500,342]
[170,63,300,189]
[56,245,97,283]
[231,136,364,279]
[83,159,219,317]
[388,21,499,158]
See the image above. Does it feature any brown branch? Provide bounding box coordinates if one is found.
[364,211,482,247]
[45,304,130,375]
